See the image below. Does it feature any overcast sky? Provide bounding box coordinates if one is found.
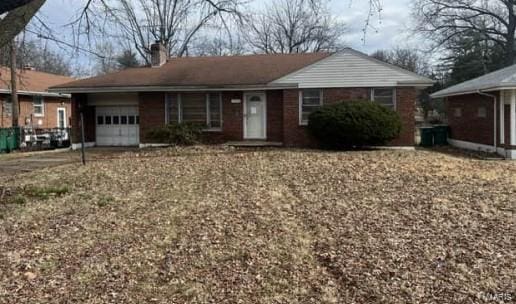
[33,0,420,74]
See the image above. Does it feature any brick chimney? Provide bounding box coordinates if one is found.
[150,41,168,68]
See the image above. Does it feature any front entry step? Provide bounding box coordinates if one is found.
[225,141,283,147]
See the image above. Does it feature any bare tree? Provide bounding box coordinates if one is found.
[191,31,246,56]
[81,0,245,64]
[0,40,73,75]
[94,42,119,75]
[245,0,346,54]
[371,48,431,75]
[413,0,516,66]
[0,0,383,58]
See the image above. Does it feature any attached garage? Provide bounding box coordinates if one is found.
[96,106,139,146]
[89,93,140,147]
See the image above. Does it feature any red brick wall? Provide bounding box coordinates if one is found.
[446,93,496,146]
[391,88,417,146]
[139,92,166,143]
[221,91,244,141]
[70,94,95,143]
[72,87,418,147]
[267,90,284,142]
[283,87,417,147]
[283,89,316,147]
[137,91,283,143]
[0,94,71,129]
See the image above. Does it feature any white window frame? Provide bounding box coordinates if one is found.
[371,88,396,110]
[165,93,222,131]
[299,89,323,126]
[57,107,67,128]
[33,95,45,117]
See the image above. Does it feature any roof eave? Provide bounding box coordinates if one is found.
[431,85,516,98]
[48,83,299,94]
[0,89,71,98]
[396,80,435,87]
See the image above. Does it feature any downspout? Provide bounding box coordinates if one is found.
[477,90,499,155]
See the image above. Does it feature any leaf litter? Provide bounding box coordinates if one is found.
[0,147,514,303]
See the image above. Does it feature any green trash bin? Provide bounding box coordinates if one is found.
[2,128,20,152]
[433,125,449,146]
[0,129,8,152]
[420,127,434,147]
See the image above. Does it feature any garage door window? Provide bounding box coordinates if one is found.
[105,116,112,125]
[121,116,127,124]
[129,116,135,124]
[97,116,104,125]
[166,93,222,130]
[113,116,120,124]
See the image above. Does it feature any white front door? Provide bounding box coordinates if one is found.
[244,92,267,139]
[57,108,66,129]
[96,106,140,146]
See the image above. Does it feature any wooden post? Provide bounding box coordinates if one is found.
[509,90,516,146]
[80,112,86,165]
[500,91,505,145]
[9,39,19,128]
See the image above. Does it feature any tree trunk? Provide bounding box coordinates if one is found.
[506,1,516,65]
[0,0,34,14]
[10,40,19,128]
[0,0,46,48]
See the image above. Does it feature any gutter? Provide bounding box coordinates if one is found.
[48,84,299,94]
[477,90,499,156]
[0,89,71,98]
[432,85,516,99]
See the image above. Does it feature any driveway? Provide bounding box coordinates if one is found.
[0,148,138,175]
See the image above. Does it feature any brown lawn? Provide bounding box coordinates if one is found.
[0,147,514,303]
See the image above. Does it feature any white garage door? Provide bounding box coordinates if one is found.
[96,106,140,146]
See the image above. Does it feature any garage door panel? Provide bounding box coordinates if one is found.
[96,106,139,146]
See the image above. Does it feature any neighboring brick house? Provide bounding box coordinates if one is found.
[0,66,73,129]
[49,44,433,149]
[432,64,516,159]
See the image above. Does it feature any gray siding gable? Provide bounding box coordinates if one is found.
[271,48,433,89]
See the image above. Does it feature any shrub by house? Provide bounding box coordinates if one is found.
[308,101,402,149]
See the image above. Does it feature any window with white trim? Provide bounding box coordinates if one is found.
[166,93,222,130]
[371,88,396,110]
[300,89,323,125]
[33,96,44,116]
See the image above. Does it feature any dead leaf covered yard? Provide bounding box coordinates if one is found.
[0,147,514,303]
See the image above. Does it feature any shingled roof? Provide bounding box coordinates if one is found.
[432,64,516,98]
[50,53,331,92]
[0,66,74,96]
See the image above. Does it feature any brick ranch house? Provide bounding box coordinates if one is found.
[432,64,516,159]
[0,66,73,129]
[49,44,434,148]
